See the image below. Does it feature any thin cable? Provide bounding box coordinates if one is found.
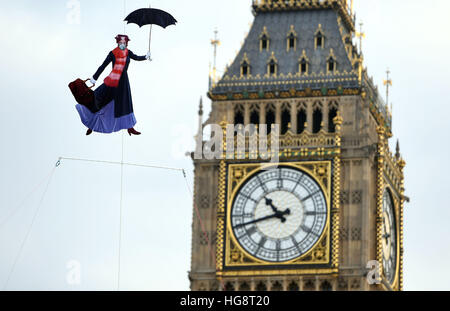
[57,156,222,290]
[3,165,57,290]
[182,170,225,291]
[123,0,126,34]
[0,167,56,228]
[117,131,125,291]
[117,135,124,291]
[58,157,183,172]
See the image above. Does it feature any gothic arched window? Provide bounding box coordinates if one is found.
[249,107,260,135]
[261,35,268,50]
[288,34,296,50]
[260,27,270,51]
[288,281,299,291]
[328,103,338,133]
[224,282,235,291]
[316,33,324,48]
[287,25,297,52]
[297,106,307,134]
[328,57,336,73]
[320,280,333,291]
[271,281,283,291]
[267,52,278,76]
[255,281,267,291]
[298,50,309,75]
[234,105,244,136]
[241,61,249,76]
[315,24,325,49]
[250,109,260,126]
[301,59,308,74]
[239,282,250,291]
[240,53,251,77]
[281,105,291,134]
[266,105,276,134]
[268,60,277,75]
[303,280,315,291]
[312,105,323,133]
[327,49,337,74]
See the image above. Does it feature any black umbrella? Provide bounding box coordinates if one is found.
[124,8,177,28]
[124,7,177,52]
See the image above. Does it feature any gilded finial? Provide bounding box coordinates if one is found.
[376,125,385,137]
[356,21,365,54]
[395,139,400,158]
[210,29,221,85]
[333,111,343,127]
[383,69,393,112]
[219,116,227,129]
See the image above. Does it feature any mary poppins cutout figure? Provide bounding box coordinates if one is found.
[76,34,151,136]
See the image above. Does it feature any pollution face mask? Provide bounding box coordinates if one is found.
[119,44,127,50]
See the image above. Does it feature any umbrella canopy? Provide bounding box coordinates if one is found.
[124,8,177,28]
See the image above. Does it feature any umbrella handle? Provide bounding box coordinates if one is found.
[148,24,152,52]
[148,3,152,52]
[84,78,95,89]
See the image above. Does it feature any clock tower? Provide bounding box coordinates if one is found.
[188,0,405,291]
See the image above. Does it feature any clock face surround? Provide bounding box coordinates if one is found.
[229,166,328,263]
[381,189,397,284]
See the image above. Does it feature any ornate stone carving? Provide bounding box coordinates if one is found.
[351,228,361,241]
[200,194,210,209]
[340,190,349,205]
[339,227,348,241]
[351,190,362,204]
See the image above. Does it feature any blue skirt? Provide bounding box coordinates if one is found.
[75,82,136,134]
[76,100,136,133]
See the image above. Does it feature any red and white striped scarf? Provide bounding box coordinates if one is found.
[104,47,128,88]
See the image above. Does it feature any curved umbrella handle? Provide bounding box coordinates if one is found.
[84,78,95,89]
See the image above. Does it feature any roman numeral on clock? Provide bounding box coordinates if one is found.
[256,175,268,192]
[291,174,305,192]
[241,194,257,203]
[246,226,257,235]
[277,169,283,189]
[301,224,319,236]
[291,236,303,253]
[301,190,320,203]
[276,240,281,261]
[256,237,267,252]
[305,211,326,216]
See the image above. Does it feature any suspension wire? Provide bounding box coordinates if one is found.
[58,157,183,172]
[0,166,56,229]
[2,163,58,290]
[123,0,127,34]
[3,155,221,291]
[57,157,217,288]
[181,170,225,291]
[117,132,125,290]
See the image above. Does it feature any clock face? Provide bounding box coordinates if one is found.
[381,189,397,283]
[230,167,328,262]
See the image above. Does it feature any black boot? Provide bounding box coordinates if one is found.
[127,128,141,136]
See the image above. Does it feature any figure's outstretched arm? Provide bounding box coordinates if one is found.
[92,52,114,81]
[129,50,150,61]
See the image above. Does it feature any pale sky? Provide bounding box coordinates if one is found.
[0,0,449,291]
